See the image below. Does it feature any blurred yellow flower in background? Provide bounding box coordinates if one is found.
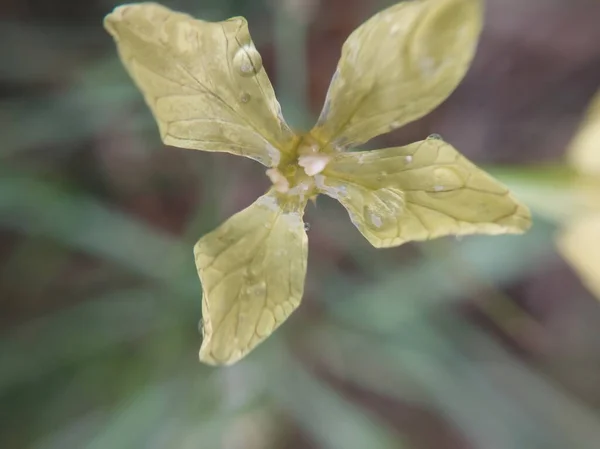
[558,91,600,299]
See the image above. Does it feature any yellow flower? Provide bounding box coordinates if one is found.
[104,0,531,365]
[557,91,600,299]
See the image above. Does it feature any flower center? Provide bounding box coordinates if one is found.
[266,133,332,200]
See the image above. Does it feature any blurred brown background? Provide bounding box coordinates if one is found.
[1,0,600,448]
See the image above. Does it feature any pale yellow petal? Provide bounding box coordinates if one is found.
[558,214,600,300]
[316,137,531,248]
[568,90,600,176]
[194,191,308,365]
[104,3,296,167]
[311,0,483,149]
[560,92,600,299]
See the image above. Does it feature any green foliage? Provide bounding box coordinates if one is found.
[2,0,600,448]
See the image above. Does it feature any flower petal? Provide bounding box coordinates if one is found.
[558,215,600,300]
[194,190,308,365]
[316,138,531,248]
[104,3,296,167]
[311,0,483,149]
[568,90,600,176]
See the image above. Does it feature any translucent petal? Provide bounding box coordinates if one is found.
[317,138,531,248]
[560,91,600,300]
[311,0,483,149]
[558,215,600,300]
[568,90,600,176]
[104,3,296,167]
[194,191,308,365]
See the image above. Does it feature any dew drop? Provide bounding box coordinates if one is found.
[304,222,311,231]
[427,133,443,141]
[336,185,348,198]
[370,214,383,228]
[427,167,464,197]
[376,171,388,182]
[433,167,463,189]
[405,155,413,163]
[240,93,251,103]
[233,44,263,77]
[363,206,384,229]
[245,263,263,282]
[245,280,266,297]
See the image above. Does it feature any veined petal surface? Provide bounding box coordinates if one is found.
[311,0,483,149]
[104,3,295,167]
[194,190,308,365]
[317,138,531,248]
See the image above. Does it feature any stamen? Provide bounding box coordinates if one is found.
[266,168,290,193]
[298,154,330,176]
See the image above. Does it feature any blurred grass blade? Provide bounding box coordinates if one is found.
[271,0,314,130]
[327,218,555,332]
[266,342,408,449]
[469,331,600,449]
[490,166,594,223]
[0,288,173,389]
[0,175,196,291]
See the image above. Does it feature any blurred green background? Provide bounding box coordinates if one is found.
[2,0,600,448]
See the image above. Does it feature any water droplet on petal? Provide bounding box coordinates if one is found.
[304,222,311,231]
[428,167,464,198]
[376,171,388,182]
[240,93,251,103]
[245,280,267,297]
[363,206,384,229]
[370,213,383,228]
[246,265,261,284]
[433,167,463,189]
[233,44,263,77]
[405,155,413,164]
[336,185,348,198]
[390,23,401,35]
[427,133,443,141]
